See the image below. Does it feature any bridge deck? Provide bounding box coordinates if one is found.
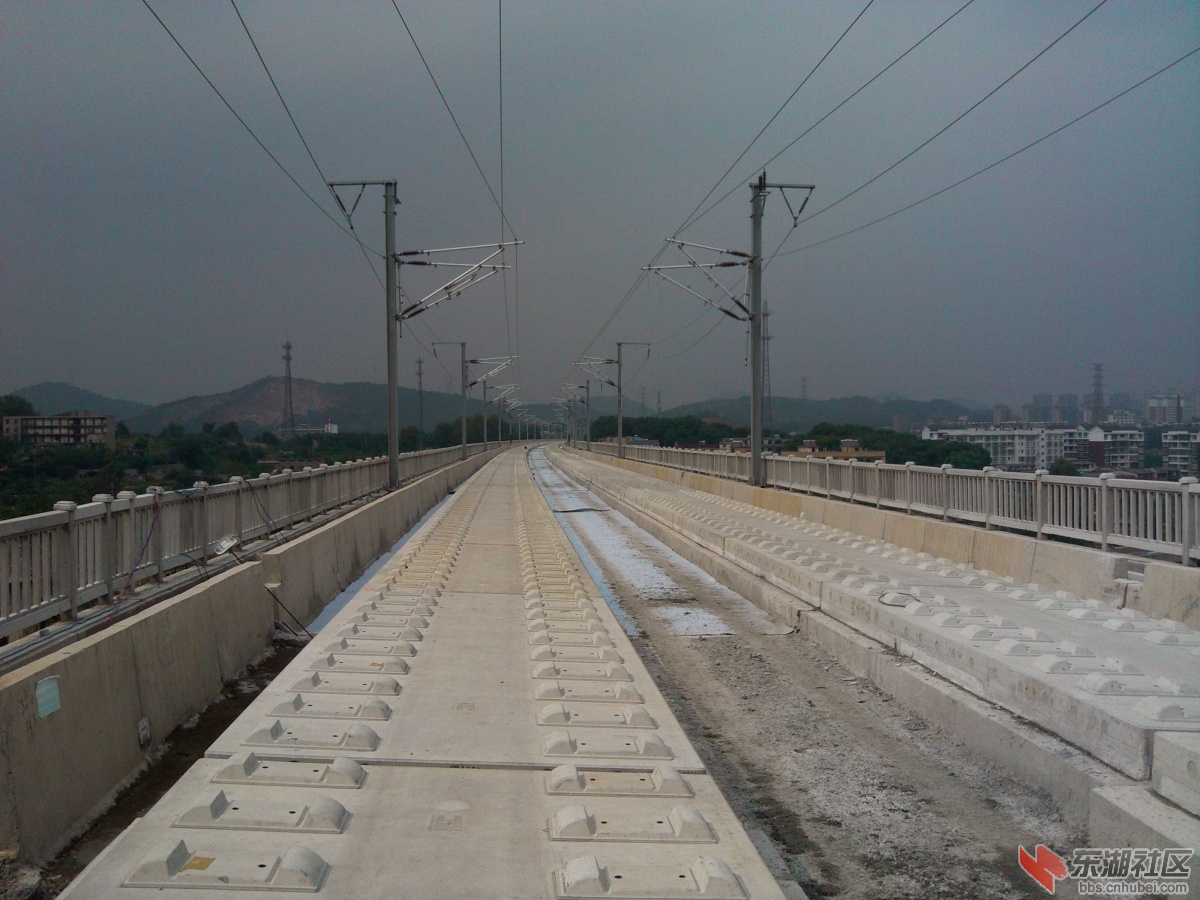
[60,449,787,898]
[551,448,1200,785]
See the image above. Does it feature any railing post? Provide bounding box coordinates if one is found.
[231,477,245,545]
[905,461,914,514]
[983,467,996,530]
[848,461,856,505]
[281,469,295,528]
[1100,472,1114,551]
[194,482,210,564]
[303,467,315,522]
[1180,477,1197,566]
[93,493,116,603]
[117,490,137,592]
[873,461,882,508]
[941,463,952,521]
[825,457,832,497]
[148,486,165,582]
[53,501,79,620]
[1034,469,1048,540]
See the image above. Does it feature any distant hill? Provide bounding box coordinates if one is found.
[13,382,151,420]
[524,395,653,424]
[663,395,978,433]
[124,377,493,435]
[14,378,981,437]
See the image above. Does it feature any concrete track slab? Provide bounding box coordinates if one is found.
[58,759,786,899]
[208,590,703,769]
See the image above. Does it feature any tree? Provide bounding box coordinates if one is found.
[214,422,243,442]
[115,421,130,437]
[0,395,36,416]
[794,423,992,469]
[1049,457,1079,476]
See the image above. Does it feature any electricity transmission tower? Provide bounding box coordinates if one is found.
[282,341,296,438]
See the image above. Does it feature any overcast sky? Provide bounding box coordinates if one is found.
[2,1,1197,411]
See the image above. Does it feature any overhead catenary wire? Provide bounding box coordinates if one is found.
[795,0,1110,232]
[775,44,1200,258]
[390,0,518,242]
[759,0,1109,273]
[228,0,385,289]
[673,0,877,237]
[140,0,383,258]
[658,317,725,362]
[569,0,874,369]
[679,0,978,235]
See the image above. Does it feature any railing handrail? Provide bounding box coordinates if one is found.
[0,443,495,640]
[575,444,1199,567]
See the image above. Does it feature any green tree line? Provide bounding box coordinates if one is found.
[0,405,527,519]
[790,423,991,468]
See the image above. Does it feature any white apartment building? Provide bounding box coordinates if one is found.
[1085,426,1144,471]
[921,426,1088,472]
[1163,430,1200,477]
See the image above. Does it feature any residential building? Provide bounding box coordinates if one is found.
[718,436,782,453]
[1104,409,1137,426]
[1,411,115,448]
[1163,430,1200,478]
[1086,426,1144,471]
[921,425,1089,472]
[1145,388,1200,425]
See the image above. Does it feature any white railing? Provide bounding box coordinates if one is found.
[580,444,1200,566]
[0,444,491,640]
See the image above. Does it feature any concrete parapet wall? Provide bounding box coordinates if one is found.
[1136,562,1200,630]
[0,563,271,864]
[0,450,499,864]
[970,530,1035,584]
[261,450,500,625]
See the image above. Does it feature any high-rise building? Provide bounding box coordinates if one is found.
[1145,388,1200,425]
[1088,364,1105,425]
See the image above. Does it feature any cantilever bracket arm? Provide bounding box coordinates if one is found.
[466,357,516,388]
[646,270,748,321]
[396,240,523,257]
[396,244,518,320]
[574,360,617,388]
